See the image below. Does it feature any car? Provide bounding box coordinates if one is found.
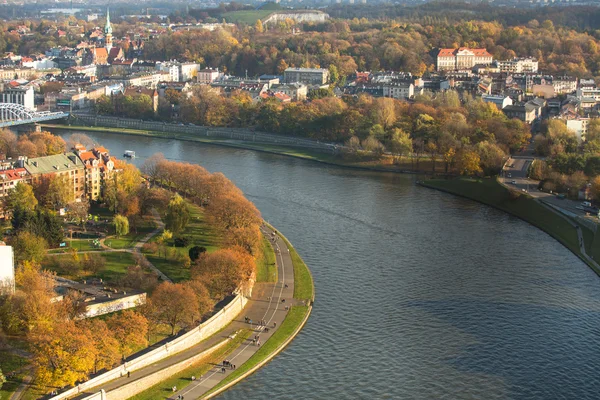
[507,173,512,178]
[511,180,517,184]
[582,201,592,208]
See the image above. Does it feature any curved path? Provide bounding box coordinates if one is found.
[72,224,295,400]
[171,226,296,399]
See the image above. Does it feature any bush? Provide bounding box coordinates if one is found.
[174,236,190,247]
[188,246,207,261]
[83,255,106,274]
[142,242,158,254]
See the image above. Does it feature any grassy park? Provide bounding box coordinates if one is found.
[256,235,277,283]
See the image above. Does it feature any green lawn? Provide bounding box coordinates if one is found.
[221,10,273,24]
[129,329,252,400]
[143,203,221,282]
[0,351,28,400]
[206,306,309,396]
[256,234,277,283]
[274,233,313,301]
[43,251,136,282]
[423,178,597,272]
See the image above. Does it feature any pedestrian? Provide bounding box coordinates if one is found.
[127,371,130,378]
[252,338,256,345]
[222,367,226,373]
[191,375,196,381]
[284,284,288,288]
[274,322,277,328]
[234,364,236,369]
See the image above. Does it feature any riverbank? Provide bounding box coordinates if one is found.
[41,122,449,175]
[202,227,315,399]
[420,177,600,276]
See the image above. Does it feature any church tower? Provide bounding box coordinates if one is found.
[105,7,113,51]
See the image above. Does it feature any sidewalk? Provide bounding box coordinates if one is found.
[72,225,294,399]
[170,227,295,399]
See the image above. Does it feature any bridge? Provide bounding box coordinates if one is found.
[0,103,68,128]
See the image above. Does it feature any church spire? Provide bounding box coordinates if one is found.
[105,6,113,51]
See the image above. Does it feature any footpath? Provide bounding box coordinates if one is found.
[72,224,296,399]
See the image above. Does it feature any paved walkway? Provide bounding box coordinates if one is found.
[45,210,171,282]
[72,225,295,400]
[170,226,296,399]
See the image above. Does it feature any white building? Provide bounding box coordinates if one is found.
[0,84,35,110]
[284,67,330,85]
[498,58,539,73]
[197,68,221,84]
[436,48,493,71]
[576,87,600,102]
[270,83,308,101]
[0,244,15,295]
[383,82,415,99]
[482,95,513,110]
[562,118,590,142]
[156,62,179,82]
[179,62,200,82]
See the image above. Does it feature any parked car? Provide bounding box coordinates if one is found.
[511,180,517,184]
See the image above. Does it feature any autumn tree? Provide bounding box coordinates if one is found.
[106,310,148,357]
[387,128,412,163]
[456,149,482,176]
[30,321,96,388]
[1,263,57,335]
[67,199,90,231]
[192,248,255,299]
[82,319,121,374]
[147,282,200,335]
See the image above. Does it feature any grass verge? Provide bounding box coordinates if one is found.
[205,306,309,397]
[43,251,137,282]
[0,351,28,400]
[256,234,277,283]
[422,177,600,274]
[277,234,314,301]
[129,329,252,400]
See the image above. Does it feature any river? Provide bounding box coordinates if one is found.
[60,131,600,399]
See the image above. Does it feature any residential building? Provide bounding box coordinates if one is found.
[563,117,590,142]
[482,95,513,110]
[179,62,200,82]
[498,58,539,73]
[156,62,179,82]
[436,48,493,71]
[197,68,220,84]
[0,82,35,110]
[284,67,329,85]
[0,244,14,295]
[270,83,308,101]
[113,71,170,89]
[503,104,537,123]
[74,146,116,200]
[23,153,85,201]
[552,76,578,94]
[383,82,415,99]
[532,84,555,99]
[576,87,600,103]
[0,166,31,216]
[123,87,159,113]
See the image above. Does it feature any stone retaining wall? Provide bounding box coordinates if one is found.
[70,114,340,154]
[49,294,248,400]
[107,339,229,400]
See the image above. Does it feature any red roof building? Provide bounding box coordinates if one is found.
[436,48,493,71]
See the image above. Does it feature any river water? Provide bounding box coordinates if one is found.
[60,131,600,400]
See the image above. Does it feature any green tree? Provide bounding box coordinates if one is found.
[165,194,190,235]
[113,214,129,237]
[4,182,37,213]
[387,128,412,163]
[328,64,339,84]
[11,231,47,265]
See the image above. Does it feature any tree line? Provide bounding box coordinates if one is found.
[0,132,264,391]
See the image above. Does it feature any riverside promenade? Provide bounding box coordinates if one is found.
[72,224,298,399]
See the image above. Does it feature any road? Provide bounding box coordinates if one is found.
[71,224,295,400]
[500,156,597,219]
